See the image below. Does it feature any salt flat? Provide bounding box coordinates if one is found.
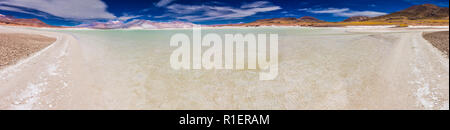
[0,26,448,110]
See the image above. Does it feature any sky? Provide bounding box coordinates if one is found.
[0,0,448,26]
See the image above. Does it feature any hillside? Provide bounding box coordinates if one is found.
[298,16,325,23]
[228,16,325,27]
[0,14,56,27]
[359,4,449,26]
[372,4,449,20]
[343,16,370,22]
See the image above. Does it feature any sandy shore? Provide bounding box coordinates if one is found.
[0,33,56,69]
[0,26,448,110]
[0,26,88,109]
[423,31,449,57]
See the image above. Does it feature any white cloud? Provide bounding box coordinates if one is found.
[310,8,350,14]
[241,1,270,8]
[154,14,171,18]
[156,0,176,7]
[298,8,310,11]
[0,6,23,13]
[300,8,387,17]
[0,0,116,20]
[118,14,143,21]
[335,11,387,17]
[164,1,281,22]
[0,6,47,18]
[166,4,205,14]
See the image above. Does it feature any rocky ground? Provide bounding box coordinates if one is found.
[0,33,56,69]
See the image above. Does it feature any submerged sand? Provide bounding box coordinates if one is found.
[0,33,56,69]
[0,26,448,110]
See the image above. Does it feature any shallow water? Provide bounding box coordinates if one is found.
[42,28,448,110]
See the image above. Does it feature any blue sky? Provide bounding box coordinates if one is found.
[0,0,448,26]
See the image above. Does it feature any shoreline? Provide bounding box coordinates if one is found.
[0,33,56,69]
[0,26,85,109]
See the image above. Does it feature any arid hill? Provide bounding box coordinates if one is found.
[298,16,325,23]
[222,4,449,27]
[227,16,325,26]
[372,4,449,21]
[343,16,370,22]
[0,14,57,27]
[357,4,449,26]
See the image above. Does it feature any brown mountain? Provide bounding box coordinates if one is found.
[343,16,370,22]
[222,4,448,27]
[371,4,449,21]
[0,14,56,27]
[298,16,325,23]
[232,16,325,26]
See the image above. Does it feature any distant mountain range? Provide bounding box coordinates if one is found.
[343,16,370,22]
[253,16,325,23]
[225,4,449,27]
[0,14,55,27]
[77,19,197,29]
[343,4,449,23]
[372,4,449,21]
[1,4,449,28]
[1,13,196,29]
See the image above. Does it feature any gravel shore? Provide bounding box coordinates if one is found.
[423,31,449,57]
[1,27,448,110]
[0,33,56,69]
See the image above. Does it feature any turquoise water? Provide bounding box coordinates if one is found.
[48,28,380,109]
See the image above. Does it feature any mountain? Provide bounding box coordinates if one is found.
[123,20,196,29]
[371,4,449,21]
[0,14,55,27]
[298,16,325,23]
[247,17,302,26]
[343,16,370,22]
[78,19,196,29]
[76,20,126,29]
[231,16,325,26]
[224,4,448,27]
